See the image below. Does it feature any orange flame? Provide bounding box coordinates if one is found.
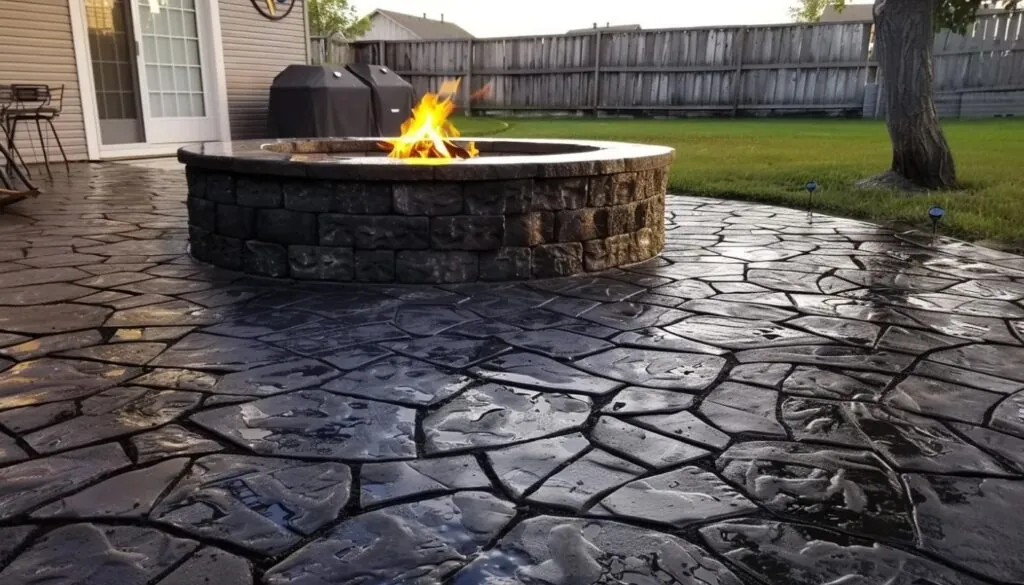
[380,78,483,161]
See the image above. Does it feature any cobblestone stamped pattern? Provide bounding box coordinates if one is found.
[0,164,1023,584]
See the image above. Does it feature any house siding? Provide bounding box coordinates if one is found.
[361,16,420,41]
[0,0,89,163]
[219,0,309,139]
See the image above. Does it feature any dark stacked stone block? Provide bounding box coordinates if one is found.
[185,161,669,283]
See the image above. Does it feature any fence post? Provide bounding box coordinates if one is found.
[465,39,474,117]
[591,31,602,115]
[731,28,746,116]
[377,40,386,67]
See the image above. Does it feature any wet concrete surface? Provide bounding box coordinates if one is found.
[0,164,1022,584]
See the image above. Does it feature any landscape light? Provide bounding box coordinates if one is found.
[929,205,945,234]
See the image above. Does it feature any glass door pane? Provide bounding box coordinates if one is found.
[137,0,205,119]
[85,0,145,145]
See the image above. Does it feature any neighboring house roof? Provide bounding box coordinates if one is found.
[568,24,642,34]
[820,3,873,22]
[368,9,474,39]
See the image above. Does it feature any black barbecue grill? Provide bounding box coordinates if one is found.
[345,64,415,137]
[267,64,415,139]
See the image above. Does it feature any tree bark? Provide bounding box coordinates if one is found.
[873,0,958,190]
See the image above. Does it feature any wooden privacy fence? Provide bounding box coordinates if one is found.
[331,12,1023,117]
[310,35,356,67]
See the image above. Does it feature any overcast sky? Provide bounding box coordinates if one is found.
[354,0,842,37]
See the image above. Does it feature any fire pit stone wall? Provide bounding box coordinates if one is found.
[180,139,673,284]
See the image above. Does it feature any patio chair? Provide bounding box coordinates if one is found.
[0,86,32,178]
[4,84,70,179]
[0,86,39,205]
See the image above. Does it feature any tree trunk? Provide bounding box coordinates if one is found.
[873,0,958,190]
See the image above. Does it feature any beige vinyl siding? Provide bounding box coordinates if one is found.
[0,0,89,162]
[219,0,309,139]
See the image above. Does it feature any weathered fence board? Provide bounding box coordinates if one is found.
[313,13,1022,117]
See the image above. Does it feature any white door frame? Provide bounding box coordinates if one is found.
[69,0,231,160]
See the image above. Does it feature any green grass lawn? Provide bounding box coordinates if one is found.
[456,116,1024,251]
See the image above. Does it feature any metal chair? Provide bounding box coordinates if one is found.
[4,84,70,178]
[0,86,32,178]
[0,85,38,202]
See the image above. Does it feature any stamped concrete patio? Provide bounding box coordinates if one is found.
[1,163,1023,585]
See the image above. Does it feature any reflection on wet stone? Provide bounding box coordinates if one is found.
[0,524,197,585]
[211,359,341,396]
[192,390,417,460]
[156,546,253,585]
[883,375,1003,424]
[700,382,785,436]
[728,362,792,387]
[781,397,870,447]
[0,330,103,361]
[151,454,351,554]
[25,387,202,453]
[0,443,130,520]
[471,352,622,396]
[131,367,219,391]
[454,516,743,585]
[486,433,590,498]
[846,403,1006,473]
[580,301,690,330]
[591,416,710,468]
[424,384,590,453]
[268,322,410,357]
[593,467,757,527]
[612,326,729,355]
[701,519,986,585]
[324,355,471,406]
[105,299,228,327]
[360,455,491,506]
[602,386,695,415]
[151,333,294,372]
[782,366,890,400]
[0,526,34,565]
[33,458,189,519]
[629,410,731,449]
[382,335,510,368]
[0,303,111,334]
[875,325,963,353]
[930,343,1024,382]
[913,360,1023,395]
[0,358,140,409]
[905,474,1024,582]
[0,433,26,464]
[575,348,726,390]
[528,449,645,510]
[989,390,1024,438]
[949,423,1024,473]
[736,345,916,374]
[497,329,614,359]
[131,424,225,463]
[718,441,914,542]
[265,493,515,585]
[0,400,76,434]
[665,316,824,349]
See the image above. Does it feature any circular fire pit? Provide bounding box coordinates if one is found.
[178,138,674,283]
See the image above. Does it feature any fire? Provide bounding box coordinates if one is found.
[380,79,479,161]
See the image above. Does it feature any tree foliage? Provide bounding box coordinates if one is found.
[789,0,831,23]
[307,0,370,39]
[825,0,1019,32]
